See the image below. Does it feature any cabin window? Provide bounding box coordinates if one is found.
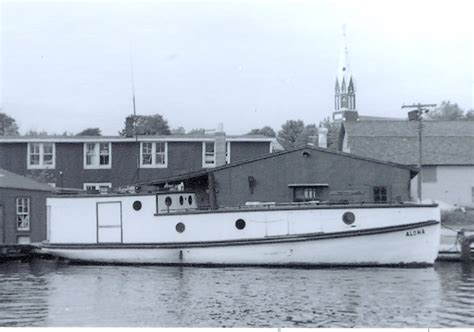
[422,166,437,183]
[133,201,142,211]
[342,212,355,225]
[373,186,388,203]
[235,219,246,230]
[202,142,216,167]
[140,142,167,168]
[27,143,55,169]
[84,143,111,168]
[176,222,185,233]
[16,198,30,231]
[83,183,112,193]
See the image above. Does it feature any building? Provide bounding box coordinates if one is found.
[0,131,275,191]
[340,120,474,207]
[0,168,55,244]
[144,145,417,208]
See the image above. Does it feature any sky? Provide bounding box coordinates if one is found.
[1,0,473,135]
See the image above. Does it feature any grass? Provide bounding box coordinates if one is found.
[441,209,474,230]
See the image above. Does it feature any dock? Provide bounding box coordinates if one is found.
[0,244,36,262]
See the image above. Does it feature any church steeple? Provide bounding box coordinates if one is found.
[334,25,357,122]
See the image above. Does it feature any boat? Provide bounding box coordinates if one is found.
[437,226,474,261]
[39,191,441,266]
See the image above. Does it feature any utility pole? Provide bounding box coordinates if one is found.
[401,103,437,202]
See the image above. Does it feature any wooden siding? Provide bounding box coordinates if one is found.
[212,148,412,207]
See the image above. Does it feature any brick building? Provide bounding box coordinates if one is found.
[0,132,275,191]
[0,168,55,244]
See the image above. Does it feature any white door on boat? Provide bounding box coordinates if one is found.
[97,202,122,243]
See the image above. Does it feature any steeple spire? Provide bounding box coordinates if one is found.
[334,25,357,122]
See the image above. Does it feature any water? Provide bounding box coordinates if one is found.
[0,259,473,327]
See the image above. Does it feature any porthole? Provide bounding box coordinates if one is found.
[132,200,142,211]
[165,196,172,207]
[188,195,193,205]
[179,196,184,205]
[176,222,185,233]
[235,219,246,230]
[342,212,355,225]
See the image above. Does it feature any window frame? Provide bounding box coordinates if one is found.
[27,143,56,169]
[202,141,216,168]
[83,142,112,169]
[83,182,112,193]
[16,197,31,231]
[139,142,168,168]
[293,187,321,202]
[373,186,388,203]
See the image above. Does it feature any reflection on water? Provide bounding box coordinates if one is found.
[0,259,473,327]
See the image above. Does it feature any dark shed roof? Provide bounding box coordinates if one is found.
[343,121,474,166]
[0,168,55,192]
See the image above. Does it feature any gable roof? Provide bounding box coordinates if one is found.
[140,144,417,186]
[343,120,474,165]
[0,168,56,192]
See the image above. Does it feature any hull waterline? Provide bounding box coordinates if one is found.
[41,220,440,266]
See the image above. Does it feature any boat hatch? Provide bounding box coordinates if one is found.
[97,202,122,243]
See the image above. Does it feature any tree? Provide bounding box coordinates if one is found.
[171,127,186,135]
[295,124,318,146]
[187,128,206,135]
[77,128,102,136]
[120,114,171,136]
[0,112,19,135]
[24,130,49,136]
[465,110,474,121]
[426,101,465,120]
[247,126,276,137]
[277,120,305,149]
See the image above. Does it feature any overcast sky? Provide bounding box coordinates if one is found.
[1,0,473,135]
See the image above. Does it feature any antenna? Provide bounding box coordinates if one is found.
[129,44,137,118]
[129,41,140,186]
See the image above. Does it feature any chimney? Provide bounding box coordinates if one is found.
[318,127,328,149]
[125,115,135,137]
[215,123,226,166]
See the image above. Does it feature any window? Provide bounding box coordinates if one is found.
[83,183,112,193]
[140,142,167,168]
[373,186,388,203]
[294,187,319,202]
[422,166,437,183]
[16,198,30,231]
[17,236,31,244]
[27,143,55,169]
[84,143,111,168]
[202,142,215,167]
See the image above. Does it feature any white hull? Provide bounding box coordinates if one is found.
[41,220,440,266]
[42,194,441,266]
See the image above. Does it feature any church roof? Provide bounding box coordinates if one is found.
[342,121,474,166]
